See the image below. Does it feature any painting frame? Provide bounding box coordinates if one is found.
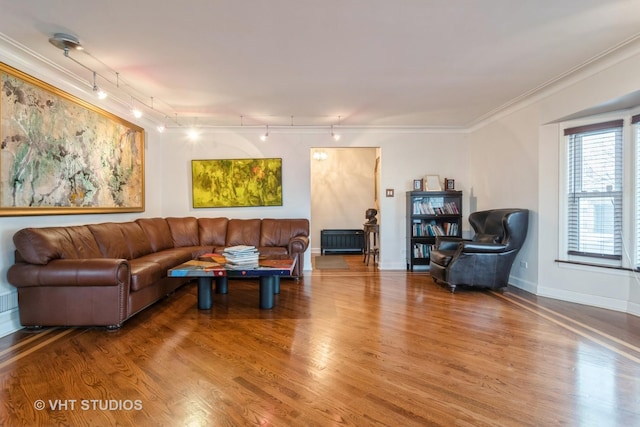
[0,62,145,216]
[191,158,283,208]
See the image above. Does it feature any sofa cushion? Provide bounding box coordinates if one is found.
[260,218,310,247]
[128,259,164,292]
[136,218,174,252]
[136,248,195,272]
[226,219,261,247]
[198,217,228,246]
[120,222,153,258]
[166,217,199,247]
[88,223,131,259]
[474,233,501,244]
[12,226,102,264]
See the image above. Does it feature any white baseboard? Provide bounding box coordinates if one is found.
[0,308,22,338]
[509,277,537,294]
[627,301,640,317]
[537,286,629,313]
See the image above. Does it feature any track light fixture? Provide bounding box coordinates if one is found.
[92,71,107,100]
[260,125,269,141]
[130,97,143,119]
[331,125,341,141]
[331,116,342,141]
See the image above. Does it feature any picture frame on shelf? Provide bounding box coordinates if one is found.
[424,175,442,191]
[413,179,424,191]
[445,178,455,190]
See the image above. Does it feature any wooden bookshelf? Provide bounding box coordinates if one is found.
[406,191,462,271]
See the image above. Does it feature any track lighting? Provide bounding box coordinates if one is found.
[331,116,342,141]
[92,72,107,100]
[260,125,269,141]
[187,128,199,140]
[157,115,167,133]
[331,125,341,141]
[130,97,143,118]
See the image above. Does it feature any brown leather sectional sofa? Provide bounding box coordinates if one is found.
[7,217,309,329]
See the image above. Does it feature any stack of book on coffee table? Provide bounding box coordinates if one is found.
[222,245,260,269]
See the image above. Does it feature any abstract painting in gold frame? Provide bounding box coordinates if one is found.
[192,158,282,207]
[0,62,144,216]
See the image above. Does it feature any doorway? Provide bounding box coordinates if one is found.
[309,147,379,255]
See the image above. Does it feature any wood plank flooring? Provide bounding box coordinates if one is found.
[1,254,639,426]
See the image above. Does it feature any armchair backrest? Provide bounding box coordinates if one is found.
[469,209,529,252]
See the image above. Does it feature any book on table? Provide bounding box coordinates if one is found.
[222,245,259,268]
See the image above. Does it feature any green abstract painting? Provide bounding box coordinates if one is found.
[192,158,282,207]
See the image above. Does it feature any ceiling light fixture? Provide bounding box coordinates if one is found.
[313,150,328,161]
[48,33,83,51]
[260,125,269,142]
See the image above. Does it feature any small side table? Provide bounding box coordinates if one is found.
[363,223,379,266]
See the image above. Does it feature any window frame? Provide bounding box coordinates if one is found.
[559,113,635,270]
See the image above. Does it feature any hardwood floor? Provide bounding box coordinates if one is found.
[1,254,640,426]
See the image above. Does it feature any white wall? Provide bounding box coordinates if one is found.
[469,39,640,315]
[468,107,540,292]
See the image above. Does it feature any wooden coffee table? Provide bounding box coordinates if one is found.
[168,255,297,310]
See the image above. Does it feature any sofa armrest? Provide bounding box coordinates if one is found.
[288,235,309,254]
[7,258,130,288]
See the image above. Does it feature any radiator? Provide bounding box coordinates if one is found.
[320,229,365,255]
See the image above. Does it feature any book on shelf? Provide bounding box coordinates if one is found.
[412,199,459,215]
[413,243,431,258]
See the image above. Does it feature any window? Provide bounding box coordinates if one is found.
[634,114,640,269]
[565,120,623,261]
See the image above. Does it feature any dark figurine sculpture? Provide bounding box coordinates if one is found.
[365,208,378,224]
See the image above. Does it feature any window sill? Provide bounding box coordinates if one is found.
[555,259,635,272]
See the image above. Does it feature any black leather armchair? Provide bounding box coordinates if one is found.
[429,209,529,292]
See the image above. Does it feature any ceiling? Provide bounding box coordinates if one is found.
[1,0,640,128]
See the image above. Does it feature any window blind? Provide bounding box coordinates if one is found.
[565,120,623,260]
[634,115,640,269]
